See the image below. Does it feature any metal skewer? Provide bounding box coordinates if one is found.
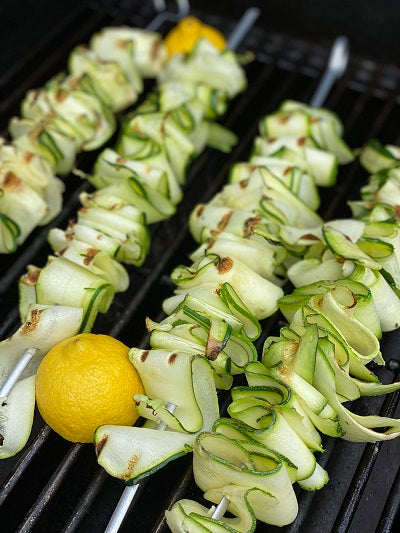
[211,495,230,520]
[147,0,190,32]
[226,7,261,50]
[103,4,261,532]
[104,402,176,533]
[0,347,37,399]
[310,35,349,108]
[206,33,351,523]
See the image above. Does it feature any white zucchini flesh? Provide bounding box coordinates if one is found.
[91,26,167,79]
[0,305,83,382]
[9,116,80,176]
[94,353,219,484]
[56,241,129,293]
[315,342,400,442]
[166,482,297,532]
[0,375,36,459]
[95,425,194,483]
[308,292,381,366]
[348,265,400,332]
[173,256,284,320]
[92,148,169,195]
[158,39,247,99]
[130,351,219,434]
[227,399,316,481]
[162,286,261,341]
[68,47,139,113]
[253,135,338,187]
[298,462,329,491]
[33,256,114,333]
[0,143,64,225]
[0,172,47,244]
[190,231,286,284]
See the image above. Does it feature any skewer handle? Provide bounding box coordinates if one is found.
[227,7,261,51]
[310,36,349,108]
[147,0,190,31]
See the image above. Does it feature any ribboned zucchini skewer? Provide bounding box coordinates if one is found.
[17,35,246,334]
[2,18,244,254]
[3,21,244,254]
[99,11,263,529]
[164,139,400,530]
[165,139,397,529]
[93,99,359,532]
[286,138,400,331]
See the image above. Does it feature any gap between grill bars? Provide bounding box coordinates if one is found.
[1,2,400,533]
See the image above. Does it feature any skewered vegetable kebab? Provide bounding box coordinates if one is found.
[93,101,355,529]
[165,139,400,530]
[0,34,246,459]
[103,13,262,529]
[18,38,246,334]
[166,311,400,532]
[0,141,64,253]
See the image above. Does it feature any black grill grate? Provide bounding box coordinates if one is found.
[1,1,400,532]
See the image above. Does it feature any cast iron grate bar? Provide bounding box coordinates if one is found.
[16,445,84,533]
[0,426,52,507]
[376,464,400,533]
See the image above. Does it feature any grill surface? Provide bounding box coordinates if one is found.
[1,1,400,532]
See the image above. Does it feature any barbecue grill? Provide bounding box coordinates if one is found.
[1,1,400,532]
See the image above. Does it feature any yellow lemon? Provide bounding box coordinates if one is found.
[35,333,144,443]
[164,16,226,56]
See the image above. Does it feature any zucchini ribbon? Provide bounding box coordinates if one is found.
[0,141,64,253]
